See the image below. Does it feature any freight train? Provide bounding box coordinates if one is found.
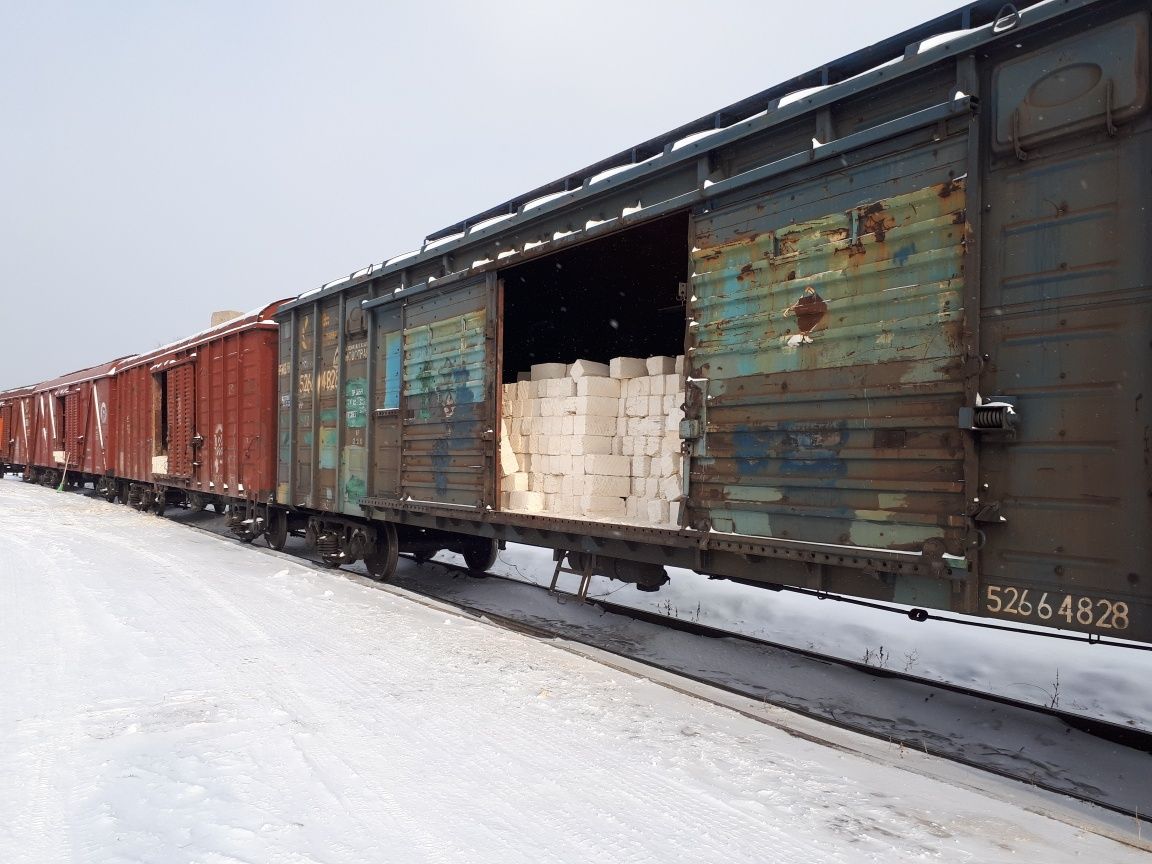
[2,0,1149,643]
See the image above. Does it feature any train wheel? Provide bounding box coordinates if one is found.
[364,523,398,582]
[462,539,499,574]
[265,509,288,551]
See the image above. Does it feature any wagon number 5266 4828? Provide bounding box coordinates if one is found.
[985,585,1129,631]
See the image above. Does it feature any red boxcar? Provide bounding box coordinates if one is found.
[18,359,129,487]
[0,384,35,473]
[112,301,286,514]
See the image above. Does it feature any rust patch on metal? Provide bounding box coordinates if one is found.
[859,202,896,243]
[782,286,828,342]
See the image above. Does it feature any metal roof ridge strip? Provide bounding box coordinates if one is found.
[287,0,1089,316]
[117,298,292,372]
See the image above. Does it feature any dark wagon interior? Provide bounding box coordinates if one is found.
[499,213,690,381]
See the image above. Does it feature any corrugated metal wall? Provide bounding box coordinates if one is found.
[400,276,493,507]
[114,367,150,481]
[688,134,970,555]
[195,327,278,498]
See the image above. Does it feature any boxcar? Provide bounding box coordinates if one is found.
[111,303,287,536]
[284,0,1150,643]
[19,360,128,490]
[0,384,34,474]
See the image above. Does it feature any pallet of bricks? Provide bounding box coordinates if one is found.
[499,356,686,527]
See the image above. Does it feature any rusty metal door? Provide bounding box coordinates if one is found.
[371,304,403,500]
[400,273,496,507]
[337,291,371,514]
[165,363,196,477]
[975,12,1152,642]
[314,299,342,510]
[687,119,971,560]
[277,316,293,504]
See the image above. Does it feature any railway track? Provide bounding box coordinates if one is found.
[102,496,1152,839]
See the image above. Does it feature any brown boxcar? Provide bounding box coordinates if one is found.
[6,388,37,475]
[112,302,287,517]
[0,384,35,473]
[20,360,128,488]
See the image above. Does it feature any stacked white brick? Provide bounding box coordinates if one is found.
[500,356,686,527]
[616,356,686,527]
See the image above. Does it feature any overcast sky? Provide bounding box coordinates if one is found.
[1,0,962,387]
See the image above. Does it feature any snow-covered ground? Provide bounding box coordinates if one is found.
[375,556,1152,816]
[1,479,1149,863]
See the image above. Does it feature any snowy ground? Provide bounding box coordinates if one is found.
[2,479,1149,863]
[372,558,1152,816]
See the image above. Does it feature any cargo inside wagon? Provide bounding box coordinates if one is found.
[499,356,688,526]
[497,213,690,527]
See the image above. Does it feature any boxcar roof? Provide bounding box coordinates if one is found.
[32,357,136,393]
[0,384,36,402]
[116,299,291,374]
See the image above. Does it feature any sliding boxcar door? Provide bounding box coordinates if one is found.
[293,309,316,507]
[165,363,195,478]
[400,274,496,508]
[371,305,403,500]
[687,114,972,563]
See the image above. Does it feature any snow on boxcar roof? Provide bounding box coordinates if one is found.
[116,298,291,373]
[31,356,136,393]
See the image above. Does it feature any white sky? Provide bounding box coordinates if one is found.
[1,0,961,387]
